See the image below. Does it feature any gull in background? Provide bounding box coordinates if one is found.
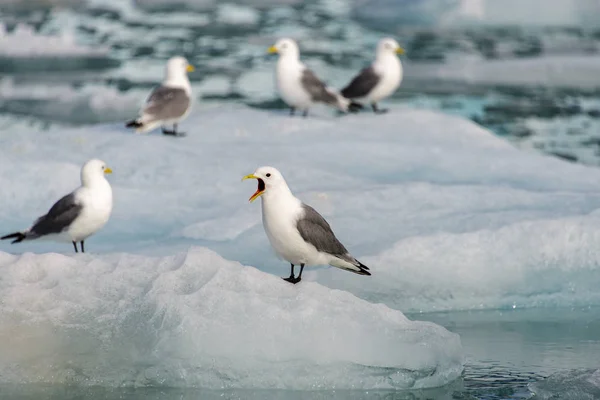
[341,38,404,114]
[126,56,194,137]
[268,38,362,117]
[1,159,113,253]
[243,166,370,284]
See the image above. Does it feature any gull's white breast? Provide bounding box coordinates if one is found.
[68,182,113,242]
[261,195,320,265]
[276,59,312,109]
[368,55,403,102]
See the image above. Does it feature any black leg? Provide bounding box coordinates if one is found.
[290,107,295,116]
[371,102,388,114]
[302,109,308,118]
[283,264,295,282]
[162,123,185,137]
[297,264,305,281]
[72,241,78,253]
[283,263,303,284]
[81,241,85,253]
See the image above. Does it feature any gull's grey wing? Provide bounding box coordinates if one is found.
[301,69,338,105]
[30,193,83,237]
[142,85,190,120]
[341,66,380,99]
[296,204,349,257]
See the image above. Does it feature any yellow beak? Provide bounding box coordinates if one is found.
[242,174,264,202]
[396,47,405,55]
[267,46,278,54]
[104,167,113,174]
[186,64,195,72]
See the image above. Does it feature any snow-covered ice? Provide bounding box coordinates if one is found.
[0,248,463,389]
[1,106,600,316]
[3,104,600,388]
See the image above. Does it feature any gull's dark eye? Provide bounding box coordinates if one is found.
[266,173,271,177]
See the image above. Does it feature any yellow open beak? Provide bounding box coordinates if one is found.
[396,47,405,55]
[186,64,195,72]
[267,46,278,54]
[104,167,113,174]
[242,174,264,202]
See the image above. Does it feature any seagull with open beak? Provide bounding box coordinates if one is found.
[243,166,370,284]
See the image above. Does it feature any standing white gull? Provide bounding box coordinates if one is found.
[268,38,362,117]
[126,56,195,137]
[243,166,370,284]
[341,38,404,114]
[1,159,113,253]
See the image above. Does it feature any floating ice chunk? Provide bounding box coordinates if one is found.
[315,214,600,312]
[133,0,301,11]
[529,369,600,399]
[0,23,109,58]
[216,3,260,26]
[1,107,600,313]
[0,247,464,389]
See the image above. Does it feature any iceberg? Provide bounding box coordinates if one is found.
[1,106,599,316]
[0,248,463,389]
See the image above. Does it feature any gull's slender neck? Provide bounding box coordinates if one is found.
[163,68,191,91]
[376,49,397,63]
[81,172,108,189]
[260,181,297,208]
[279,48,301,63]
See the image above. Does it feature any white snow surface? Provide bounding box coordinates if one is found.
[1,107,600,317]
[0,247,463,389]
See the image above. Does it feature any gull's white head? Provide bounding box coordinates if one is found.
[376,38,404,56]
[242,166,289,202]
[81,159,112,187]
[165,56,195,81]
[267,38,300,59]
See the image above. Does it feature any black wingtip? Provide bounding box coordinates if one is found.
[355,261,371,276]
[348,101,364,113]
[1,232,26,244]
[125,120,143,128]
